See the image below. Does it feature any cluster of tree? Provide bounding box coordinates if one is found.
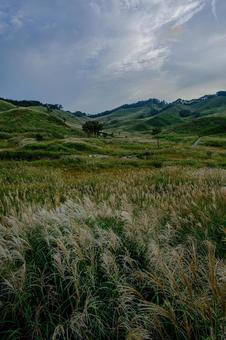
[46,104,63,113]
[93,98,167,118]
[217,91,226,97]
[72,111,87,117]
[46,104,63,111]
[82,121,103,137]
[0,97,63,111]
[0,98,42,107]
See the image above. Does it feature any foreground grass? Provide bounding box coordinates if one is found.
[0,167,226,339]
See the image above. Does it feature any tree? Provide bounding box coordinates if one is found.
[82,121,103,137]
[46,104,63,112]
[46,105,53,113]
[152,127,162,149]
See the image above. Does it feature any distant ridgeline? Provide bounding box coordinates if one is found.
[91,91,226,118]
[217,91,226,96]
[92,98,167,118]
[0,97,63,110]
[71,111,87,117]
[1,90,226,122]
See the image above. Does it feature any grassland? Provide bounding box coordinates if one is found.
[94,93,226,135]
[0,165,225,339]
[0,101,84,140]
[0,97,226,339]
[0,134,225,340]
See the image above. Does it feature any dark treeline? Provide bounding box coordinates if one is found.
[92,98,167,118]
[0,97,63,110]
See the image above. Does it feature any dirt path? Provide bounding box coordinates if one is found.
[192,137,201,147]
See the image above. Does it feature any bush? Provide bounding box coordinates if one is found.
[35,133,44,141]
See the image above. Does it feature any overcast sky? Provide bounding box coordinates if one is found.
[0,0,226,113]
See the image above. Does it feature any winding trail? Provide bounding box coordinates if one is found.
[192,137,201,147]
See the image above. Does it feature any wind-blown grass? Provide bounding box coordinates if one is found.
[0,167,226,339]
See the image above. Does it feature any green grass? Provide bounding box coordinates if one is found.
[0,133,225,340]
[0,167,225,339]
[0,108,72,135]
[93,93,226,135]
[0,94,226,339]
[0,133,225,170]
[171,116,226,135]
[0,100,16,112]
[201,135,226,148]
[0,100,85,139]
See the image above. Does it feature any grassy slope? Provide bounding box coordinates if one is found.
[0,97,225,339]
[170,116,226,135]
[0,99,16,112]
[94,94,226,136]
[188,95,226,115]
[31,105,88,127]
[2,94,224,138]
[0,101,84,137]
[95,101,166,132]
[0,108,69,134]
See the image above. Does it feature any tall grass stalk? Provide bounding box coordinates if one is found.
[0,167,225,339]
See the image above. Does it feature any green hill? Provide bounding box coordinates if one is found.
[92,92,226,136]
[171,116,226,136]
[0,101,84,138]
[0,92,226,139]
[0,100,16,112]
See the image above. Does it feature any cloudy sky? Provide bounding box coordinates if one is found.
[0,0,226,113]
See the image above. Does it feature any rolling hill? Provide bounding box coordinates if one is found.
[92,91,226,136]
[0,99,16,112]
[0,91,226,139]
[0,99,85,138]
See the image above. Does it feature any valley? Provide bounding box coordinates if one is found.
[0,92,225,339]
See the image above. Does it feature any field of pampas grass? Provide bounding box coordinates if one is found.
[0,167,226,339]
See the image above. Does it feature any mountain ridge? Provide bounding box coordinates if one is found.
[88,91,226,135]
[91,90,226,118]
[0,90,226,137]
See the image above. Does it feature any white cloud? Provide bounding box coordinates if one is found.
[0,1,208,75]
[10,11,26,29]
[0,0,225,112]
[211,0,217,19]
[76,0,207,75]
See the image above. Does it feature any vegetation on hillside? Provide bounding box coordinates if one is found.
[91,91,226,135]
[0,92,225,339]
[0,90,226,138]
[0,103,84,139]
[0,96,62,110]
[82,121,104,137]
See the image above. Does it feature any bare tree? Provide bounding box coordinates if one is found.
[152,127,162,149]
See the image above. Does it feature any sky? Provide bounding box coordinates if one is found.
[0,0,226,113]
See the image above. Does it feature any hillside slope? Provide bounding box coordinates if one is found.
[1,92,226,138]
[0,100,84,138]
[0,100,16,112]
[171,116,226,136]
[92,92,226,135]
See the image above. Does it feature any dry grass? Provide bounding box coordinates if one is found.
[0,167,226,339]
